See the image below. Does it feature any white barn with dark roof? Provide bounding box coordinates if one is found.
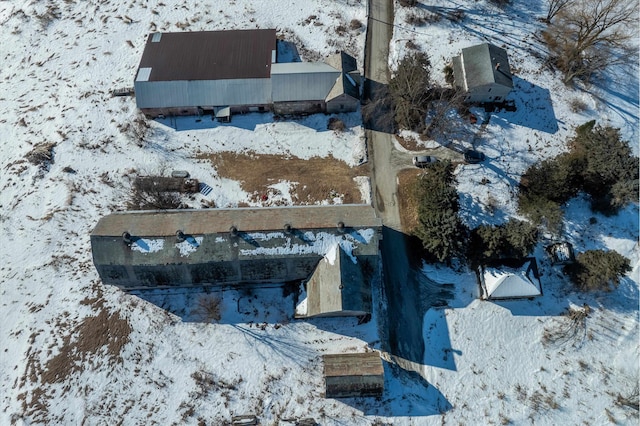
[452,43,514,103]
[133,29,360,119]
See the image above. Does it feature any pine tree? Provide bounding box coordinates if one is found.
[564,250,631,291]
[414,161,467,263]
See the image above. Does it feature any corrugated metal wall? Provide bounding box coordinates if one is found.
[134,78,272,108]
[271,70,340,102]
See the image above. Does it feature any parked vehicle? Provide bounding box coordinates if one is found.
[464,149,485,164]
[412,155,438,168]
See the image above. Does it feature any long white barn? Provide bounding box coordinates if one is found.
[133,29,360,120]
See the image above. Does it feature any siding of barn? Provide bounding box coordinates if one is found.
[271,63,341,103]
[91,206,381,291]
[134,78,272,111]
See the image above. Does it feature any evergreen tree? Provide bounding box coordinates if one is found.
[518,121,638,227]
[413,161,467,263]
[564,250,631,291]
[468,220,538,265]
[570,121,639,214]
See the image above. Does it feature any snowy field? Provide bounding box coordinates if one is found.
[0,0,638,425]
[392,1,639,425]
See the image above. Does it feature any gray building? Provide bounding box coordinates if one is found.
[299,245,372,318]
[133,30,360,119]
[91,205,381,316]
[452,43,513,103]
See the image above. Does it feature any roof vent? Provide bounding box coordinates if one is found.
[495,62,501,70]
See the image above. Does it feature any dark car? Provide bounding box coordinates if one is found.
[413,155,438,168]
[464,149,485,164]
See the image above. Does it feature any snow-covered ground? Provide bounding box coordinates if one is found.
[0,0,638,424]
[392,1,639,424]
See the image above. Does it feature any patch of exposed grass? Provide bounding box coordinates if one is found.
[196,151,368,205]
[396,168,424,232]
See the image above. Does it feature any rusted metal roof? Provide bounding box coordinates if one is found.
[323,352,384,398]
[137,29,277,82]
[91,205,382,237]
[323,352,383,377]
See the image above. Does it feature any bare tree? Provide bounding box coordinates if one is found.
[542,0,638,84]
[544,0,573,23]
[388,52,432,131]
[423,88,468,140]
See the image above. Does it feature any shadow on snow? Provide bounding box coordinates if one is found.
[335,362,452,417]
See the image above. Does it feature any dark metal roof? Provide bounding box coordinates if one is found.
[461,43,513,89]
[137,29,276,81]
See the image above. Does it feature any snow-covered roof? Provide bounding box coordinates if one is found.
[479,258,542,300]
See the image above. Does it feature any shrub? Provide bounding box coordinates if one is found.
[25,142,56,167]
[405,40,419,50]
[518,193,565,235]
[443,64,455,85]
[192,295,222,323]
[405,12,427,26]
[127,184,183,211]
[327,117,346,131]
[569,97,589,113]
[414,161,467,263]
[488,0,511,6]
[564,249,631,291]
[519,154,583,204]
[349,19,363,30]
[447,9,465,22]
[503,220,539,257]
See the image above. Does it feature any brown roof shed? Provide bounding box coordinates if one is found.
[323,352,384,398]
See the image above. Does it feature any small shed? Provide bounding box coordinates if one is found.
[478,257,542,300]
[452,43,513,103]
[323,352,384,398]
